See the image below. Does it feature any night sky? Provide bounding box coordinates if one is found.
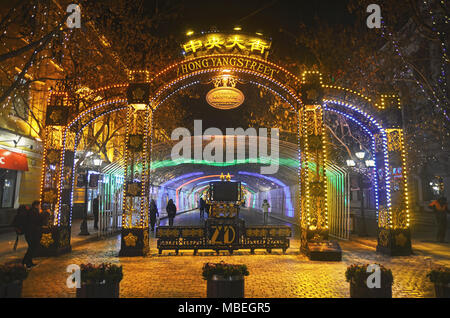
[145,0,354,54]
[148,0,355,132]
[152,0,354,33]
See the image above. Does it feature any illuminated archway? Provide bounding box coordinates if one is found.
[39,49,411,257]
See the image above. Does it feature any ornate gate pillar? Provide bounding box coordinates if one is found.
[376,94,412,256]
[119,71,151,256]
[299,72,341,261]
[38,90,74,256]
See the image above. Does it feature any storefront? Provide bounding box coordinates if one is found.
[0,148,28,205]
[0,126,44,226]
[0,148,29,225]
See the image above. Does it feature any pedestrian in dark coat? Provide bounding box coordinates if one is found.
[429,197,449,242]
[93,196,99,230]
[199,197,206,219]
[11,205,28,251]
[22,201,43,268]
[166,199,177,227]
[149,199,159,232]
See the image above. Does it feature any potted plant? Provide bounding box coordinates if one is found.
[427,266,450,298]
[345,264,393,298]
[0,264,28,298]
[202,261,249,298]
[76,263,123,298]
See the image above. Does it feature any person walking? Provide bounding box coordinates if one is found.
[93,196,99,230]
[205,202,211,217]
[11,205,28,251]
[166,199,177,227]
[22,201,43,268]
[262,199,270,225]
[429,197,449,242]
[199,197,206,219]
[149,199,159,232]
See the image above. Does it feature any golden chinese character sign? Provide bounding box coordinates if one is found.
[182,33,272,59]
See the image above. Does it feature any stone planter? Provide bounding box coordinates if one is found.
[349,281,392,298]
[434,283,450,298]
[207,275,244,298]
[76,281,120,298]
[0,280,23,298]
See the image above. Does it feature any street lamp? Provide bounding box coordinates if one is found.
[79,154,102,236]
[79,170,90,236]
[93,158,103,166]
[346,149,374,237]
[365,160,375,167]
[355,151,365,160]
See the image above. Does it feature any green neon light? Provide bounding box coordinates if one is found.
[151,157,299,170]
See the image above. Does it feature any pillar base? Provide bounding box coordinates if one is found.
[36,226,72,257]
[119,228,149,257]
[78,219,90,236]
[301,241,342,261]
[300,229,342,261]
[376,228,412,256]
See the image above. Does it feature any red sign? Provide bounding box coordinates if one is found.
[0,149,28,171]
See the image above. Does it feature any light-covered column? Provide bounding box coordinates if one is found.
[119,71,151,256]
[38,90,74,256]
[299,72,340,261]
[376,94,412,256]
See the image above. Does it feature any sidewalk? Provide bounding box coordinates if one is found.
[351,235,450,266]
[0,219,110,263]
[0,209,195,263]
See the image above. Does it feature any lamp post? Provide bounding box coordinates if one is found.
[346,150,375,237]
[79,170,90,236]
[79,154,102,236]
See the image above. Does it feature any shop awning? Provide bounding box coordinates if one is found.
[0,149,28,171]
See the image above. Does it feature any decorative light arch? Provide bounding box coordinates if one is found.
[39,52,411,257]
[323,100,391,208]
[66,105,128,227]
[54,99,129,226]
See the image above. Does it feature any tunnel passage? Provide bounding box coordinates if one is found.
[149,135,299,223]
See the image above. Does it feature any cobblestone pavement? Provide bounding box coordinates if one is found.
[1,235,445,298]
[0,219,102,259]
[1,210,448,298]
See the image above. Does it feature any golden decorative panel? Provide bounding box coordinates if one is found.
[385,129,403,152]
[123,233,138,247]
[40,233,54,248]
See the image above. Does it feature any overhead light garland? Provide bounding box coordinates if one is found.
[379,9,449,121]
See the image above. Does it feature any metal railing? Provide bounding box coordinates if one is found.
[327,162,350,240]
[98,208,122,237]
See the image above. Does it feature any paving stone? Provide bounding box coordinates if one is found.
[1,211,446,298]
[0,235,440,298]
